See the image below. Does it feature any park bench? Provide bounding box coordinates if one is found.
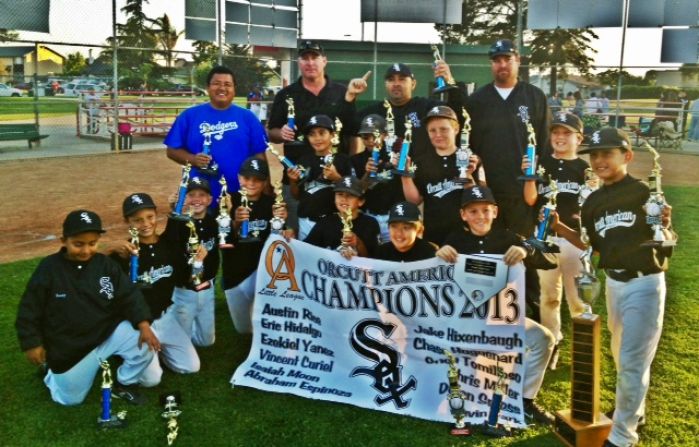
[0,123,49,148]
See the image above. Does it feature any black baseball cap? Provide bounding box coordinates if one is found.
[488,39,518,59]
[385,63,414,79]
[298,40,324,56]
[424,105,458,124]
[334,176,364,197]
[187,176,211,194]
[388,201,422,223]
[578,127,632,154]
[239,156,269,180]
[461,185,497,207]
[63,209,106,238]
[358,114,387,135]
[550,111,583,134]
[303,114,335,134]
[122,193,156,218]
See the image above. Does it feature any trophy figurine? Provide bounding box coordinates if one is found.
[526,172,560,253]
[238,187,259,243]
[266,143,308,183]
[270,180,286,234]
[384,100,397,150]
[369,128,392,183]
[170,163,193,222]
[332,117,342,154]
[431,44,457,94]
[128,227,151,287]
[518,121,545,182]
[443,350,471,436]
[392,118,417,178]
[578,168,599,207]
[454,107,474,184]
[216,177,234,249]
[97,359,127,428]
[160,392,182,446]
[337,207,357,257]
[197,124,219,177]
[482,364,511,437]
[284,97,305,148]
[641,142,676,248]
[185,217,206,290]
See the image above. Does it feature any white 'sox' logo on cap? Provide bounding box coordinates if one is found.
[193,177,202,184]
[344,177,352,187]
[393,63,400,71]
[431,106,440,114]
[80,212,92,223]
[250,160,260,170]
[131,195,143,204]
[365,117,373,126]
[309,116,317,125]
[395,204,404,216]
[471,187,483,198]
[558,112,567,122]
[592,131,601,144]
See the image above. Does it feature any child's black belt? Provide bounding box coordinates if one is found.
[604,269,657,283]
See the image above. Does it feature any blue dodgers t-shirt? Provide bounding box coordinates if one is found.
[164,102,268,201]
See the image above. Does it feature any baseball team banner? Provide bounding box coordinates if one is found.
[231,236,527,427]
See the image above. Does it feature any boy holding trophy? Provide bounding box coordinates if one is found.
[16,210,161,406]
[222,157,289,334]
[551,128,677,447]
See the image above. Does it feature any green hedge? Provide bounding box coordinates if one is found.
[620,85,699,100]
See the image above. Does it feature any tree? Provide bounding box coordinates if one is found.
[596,69,647,87]
[192,43,276,95]
[63,52,88,76]
[435,0,598,95]
[149,14,183,69]
[0,29,18,43]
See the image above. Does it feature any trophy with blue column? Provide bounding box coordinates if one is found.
[482,364,511,437]
[266,143,308,183]
[526,173,561,253]
[128,227,151,287]
[98,359,127,428]
[391,118,417,178]
[518,121,545,182]
[284,97,305,148]
[431,44,457,94]
[170,163,193,222]
[198,124,219,177]
[238,187,260,243]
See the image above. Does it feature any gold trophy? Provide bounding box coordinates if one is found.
[97,359,127,428]
[270,180,286,234]
[384,100,397,152]
[454,107,473,184]
[128,227,151,287]
[337,207,357,257]
[332,117,342,154]
[518,121,545,182]
[443,350,471,436]
[266,143,308,182]
[482,363,511,437]
[170,163,193,222]
[185,216,206,290]
[238,187,260,243]
[526,172,560,253]
[285,97,305,148]
[391,118,417,177]
[641,142,676,248]
[216,177,234,249]
[160,392,182,446]
[431,44,457,94]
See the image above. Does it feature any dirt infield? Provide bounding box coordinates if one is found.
[1,148,698,264]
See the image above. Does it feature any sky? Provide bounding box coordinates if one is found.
[11,0,682,76]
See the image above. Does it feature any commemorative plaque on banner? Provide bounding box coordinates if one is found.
[452,254,509,308]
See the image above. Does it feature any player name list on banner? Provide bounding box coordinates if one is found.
[231,236,527,427]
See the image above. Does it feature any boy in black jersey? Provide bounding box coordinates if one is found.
[108,193,200,375]
[286,114,352,240]
[352,114,405,243]
[436,186,556,426]
[522,112,589,369]
[16,210,160,406]
[305,176,380,259]
[552,128,677,447]
[223,157,288,333]
[375,201,436,262]
[162,177,218,347]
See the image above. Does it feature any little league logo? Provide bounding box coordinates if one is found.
[350,319,417,409]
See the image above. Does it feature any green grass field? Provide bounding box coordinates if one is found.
[0,186,697,447]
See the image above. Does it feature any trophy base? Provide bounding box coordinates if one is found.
[450,426,471,436]
[391,168,415,178]
[433,84,458,94]
[526,238,560,253]
[169,212,192,223]
[97,415,127,429]
[553,409,612,447]
[481,422,511,438]
[453,176,474,185]
[517,174,545,182]
[640,239,677,248]
[193,280,211,291]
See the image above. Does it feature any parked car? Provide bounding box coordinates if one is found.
[0,83,23,97]
[62,82,105,97]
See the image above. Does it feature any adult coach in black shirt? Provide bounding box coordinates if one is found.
[466,39,551,237]
[267,40,357,160]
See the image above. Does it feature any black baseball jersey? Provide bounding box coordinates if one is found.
[304,212,380,257]
[355,90,466,160]
[351,149,405,215]
[294,152,352,220]
[538,155,589,231]
[444,226,523,256]
[581,175,670,272]
[375,238,436,262]
[161,214,220,288]
[412,150,464,246]
[15,250,150,373]
[111,238,183,319]
[466,81,551,199]
[221,193,274,290]
[267,76,355,159]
